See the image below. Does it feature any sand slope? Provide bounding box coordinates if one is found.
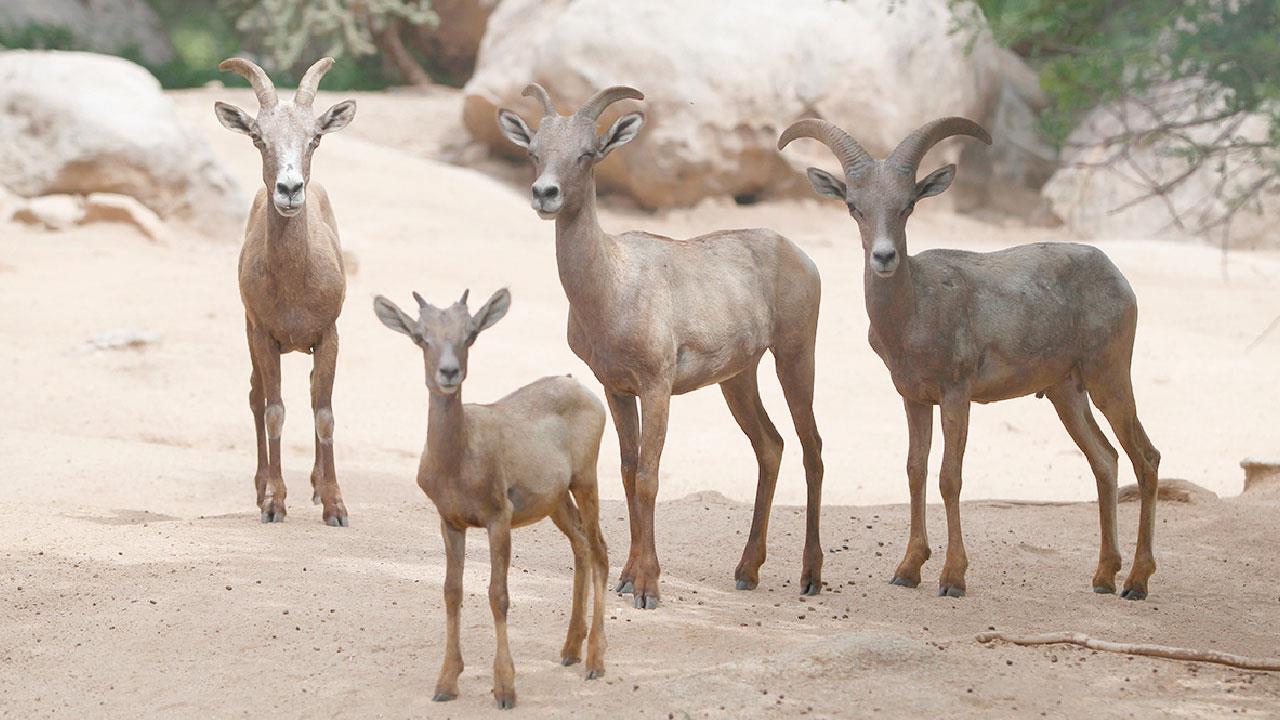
[1,87,1279,717]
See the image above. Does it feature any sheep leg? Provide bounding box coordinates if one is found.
[487,516,517,709]
[570,474,608,680]
[1089,370,1160,600]
[937,393,970,597]
[247,328,268,508]
[892,399,933,588]
[550,500,590,667]
[631,390,671,610]
[720,366,784,591]
[247,327,287,522]
[309,327,348,527]
[433,521,466,702]
[774,343,825,596]
[605,391,641,594]
[1045,378,1122,593]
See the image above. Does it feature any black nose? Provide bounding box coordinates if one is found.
[532,183,559,201]
[276,181,303,197]
[872,248,898,265]
[438,367,460,383]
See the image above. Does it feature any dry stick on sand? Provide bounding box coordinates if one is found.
[976,632,1280,672]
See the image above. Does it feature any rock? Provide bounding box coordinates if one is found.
[11,194,83,229]
[82,193,167,242]
[0,51,244,236]
[1240,458,1280,495]
[1042,83,1280,248]
[1117,478,1217,504]
[464,0,1001,209]
[0,0,174,66]
[408,0,499,83]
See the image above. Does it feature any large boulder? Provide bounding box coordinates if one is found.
[0,0,174,66]
[0,51,243,234]
[463,0,1002,209]
[409,0,500,83]
[1042,85,1280,248]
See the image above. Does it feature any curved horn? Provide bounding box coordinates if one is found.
[889,116,991,171]
[458,289,470,306]
[412,291,429,308]
[218,57,277,108]
[575,85,644,121]
[295,57,335,106]
[777,119,873,177]
[522,83,558,117]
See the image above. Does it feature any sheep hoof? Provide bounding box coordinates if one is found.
[938,584,965,598]
[800,581,821,596]
[1120,587,1147,601]
[260,510,284,523]
[311,491,321,505]
[735,579,757,591]
[616,580,634,594]
[561,656,580,667]
[634,594,658,610]
[324,514,349,528]
[1093,584,1116,595]
[432,693,456,703]
[890,575,919,588]
[495,696,516,710]
[585,668,604,680]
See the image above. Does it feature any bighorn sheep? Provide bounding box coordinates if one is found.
[373,288,609,709]
[497,84,826,608]
[780,117,1161,599]
[214,57,356,525]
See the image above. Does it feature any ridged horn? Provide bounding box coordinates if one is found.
[522,83,558,117]
[777,119,874,177]
[575,86,644,121]
[294,56,335,106]
[888,117,991,171]
[218,57,277,108]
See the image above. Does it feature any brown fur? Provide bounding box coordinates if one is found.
[782,117,1161,600]
[374,289,609,709]
[499,85,826,608]
[214,57,357,525]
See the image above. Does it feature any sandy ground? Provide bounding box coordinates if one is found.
[2,87,1279,718]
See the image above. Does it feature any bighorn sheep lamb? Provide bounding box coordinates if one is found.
[214,57,356,525]
[373,288,609,709]
[780,117,1161,600]
[498,85,826,608]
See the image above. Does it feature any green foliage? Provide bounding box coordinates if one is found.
[221,0,436,78]
[0,23,78,52]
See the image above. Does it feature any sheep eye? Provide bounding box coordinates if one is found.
[528,152,540,164]
[578,152,595,163]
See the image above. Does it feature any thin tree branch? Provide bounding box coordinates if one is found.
[977,632,1280,672]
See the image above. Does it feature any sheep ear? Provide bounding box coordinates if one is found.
[915,164,956,200]
[498,109,533,148]
[373,295,416,337]
[214,101,253,135]
[805,168,847,200]
[597,111,644,157]
[469,288,511,343]
[318,100,356,134]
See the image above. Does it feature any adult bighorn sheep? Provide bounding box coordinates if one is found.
[780,117,1161,600]
[497,85,826,609]
[214,57,356,525]
[373,288,609,709]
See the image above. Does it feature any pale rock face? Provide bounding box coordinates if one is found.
[0,51,244,235]
[463,0,1004,209]
[0,0,175,66]
[1043,83,1280,249]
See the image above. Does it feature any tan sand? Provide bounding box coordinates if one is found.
[1,88,1278,717]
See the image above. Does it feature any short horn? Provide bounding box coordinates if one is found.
[218,57,277,108]
[458,289,470,306]
[412,291,429,308]
[778,119,873,177]
[575,85,644,122]
[295,56,335,106]
[522,83,558,117]
[889,117,992,172]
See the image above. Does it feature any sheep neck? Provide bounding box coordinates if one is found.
[554,175,619,312]
[864,255,918,356]
[425,386,466,477]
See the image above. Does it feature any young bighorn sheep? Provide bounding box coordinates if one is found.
[214,57,356,525]
[498,85,826,608]
[374,288,608,709]
[780,117,1161,599]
